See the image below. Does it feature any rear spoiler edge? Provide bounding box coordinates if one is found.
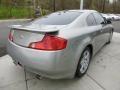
[10,25,59,33]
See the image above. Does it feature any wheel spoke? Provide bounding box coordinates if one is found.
[80,50,90,74]
[80,64,84,73]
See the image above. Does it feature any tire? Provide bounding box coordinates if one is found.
[75,47,92,78]
[107,30,113,44]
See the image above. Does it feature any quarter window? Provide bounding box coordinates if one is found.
[86,14,96,26]
[93,12,104,25]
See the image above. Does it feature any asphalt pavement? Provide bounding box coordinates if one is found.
[0,20,120,57]
[112,21,120,33]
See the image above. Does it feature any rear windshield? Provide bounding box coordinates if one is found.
[31,11,82,25]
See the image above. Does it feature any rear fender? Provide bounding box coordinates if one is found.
[73,36,93,74]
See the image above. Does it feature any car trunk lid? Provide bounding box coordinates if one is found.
[10,24,66,47]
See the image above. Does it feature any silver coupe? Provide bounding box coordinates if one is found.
[7,10,114,79]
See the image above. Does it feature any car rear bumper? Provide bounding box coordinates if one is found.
[7,40,75,79]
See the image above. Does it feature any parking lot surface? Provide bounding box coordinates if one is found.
[0,32,120,90]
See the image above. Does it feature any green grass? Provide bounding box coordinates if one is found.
[0,6,51,19]
[0,6,33,19]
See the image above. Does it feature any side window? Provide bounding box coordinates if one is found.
[86,14,96,26]
[93,12,104,25]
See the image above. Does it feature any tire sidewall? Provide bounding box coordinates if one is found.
[76,47,92,77]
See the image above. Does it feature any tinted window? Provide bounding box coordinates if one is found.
[31,11,82,25]
[93,12,104,25]
[86,14,96,26]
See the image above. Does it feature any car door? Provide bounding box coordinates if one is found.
[93,12,108,51]
[86,13,102,54]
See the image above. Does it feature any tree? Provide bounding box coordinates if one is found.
[53,0,56,11]
[61,0,65,10]
[84,0,93,9]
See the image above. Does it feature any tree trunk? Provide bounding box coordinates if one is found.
[53,0,56,12]
[102,0,105,13]
[61,0,65,10]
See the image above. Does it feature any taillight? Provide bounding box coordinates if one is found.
[28,34,67,51]
[9,30,14,41]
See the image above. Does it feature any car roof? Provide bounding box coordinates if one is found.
[57,9,97,13]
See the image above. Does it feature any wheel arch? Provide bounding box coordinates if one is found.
[74,44,93,77]
[74,43,93,77]
[86,44,93,57]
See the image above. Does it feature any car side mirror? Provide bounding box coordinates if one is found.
[101,17,111,24]
[101,21,106,24]
[106,19,112,24]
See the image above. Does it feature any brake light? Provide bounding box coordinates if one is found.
[9,30,14,41]
[28,35,67,50]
